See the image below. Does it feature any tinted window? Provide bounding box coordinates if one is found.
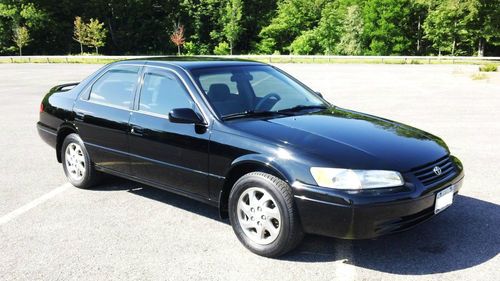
[139,72,194,116]
[198,72,238,94]
[89,67,139,108]
[191,66,324,116]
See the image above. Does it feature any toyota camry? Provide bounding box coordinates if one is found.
[37,58,464,257]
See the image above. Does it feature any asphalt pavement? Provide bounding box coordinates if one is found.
[0,63,499,281]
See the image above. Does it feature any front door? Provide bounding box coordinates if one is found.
[128,67,210,197]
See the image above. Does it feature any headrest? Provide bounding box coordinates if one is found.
[207,83,231,102]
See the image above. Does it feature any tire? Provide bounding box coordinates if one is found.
[228,172,304,257]
[61,133,101,189]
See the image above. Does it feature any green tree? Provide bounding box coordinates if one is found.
[181,0,224,55]
[221,0,243,55]
[337,5,364,55]
[258,0,326,54]
[423,0,473,55]
[73,16,87,55]
[85,18,107,54]
[289,30,320,54]
[314,2,342,55]
[363,0,414,55]
[12,25,30,56]
[214,41,230,55]
[468,0,500,56]
[0,2,46,54]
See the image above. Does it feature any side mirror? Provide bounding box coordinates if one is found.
[315,91,323,98]
[169,108,204,125]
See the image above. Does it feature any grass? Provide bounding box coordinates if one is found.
[471,73,489,80]
[0,57,117,64]
[479,63,498,72]
[0,55,499,65]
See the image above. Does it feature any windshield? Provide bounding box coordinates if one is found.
[190,65,327,119]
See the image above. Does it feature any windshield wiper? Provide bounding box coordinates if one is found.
[277,105,328,114]
[222,110,287,121]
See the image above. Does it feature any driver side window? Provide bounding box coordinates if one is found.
[139,72,194,116]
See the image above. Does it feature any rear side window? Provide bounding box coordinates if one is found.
[89,66,140,108]
[139,72,194,116]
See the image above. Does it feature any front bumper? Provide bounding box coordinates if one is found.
[293,168,464,239]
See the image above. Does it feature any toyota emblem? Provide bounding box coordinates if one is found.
[433,166,442,175]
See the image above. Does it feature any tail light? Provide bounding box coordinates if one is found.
[40,103,44,113]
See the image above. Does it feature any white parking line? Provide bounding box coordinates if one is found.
[0,183,71,225]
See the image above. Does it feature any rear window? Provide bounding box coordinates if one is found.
[89,66,140,108]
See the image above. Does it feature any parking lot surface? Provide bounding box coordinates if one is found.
[0,63,499,281]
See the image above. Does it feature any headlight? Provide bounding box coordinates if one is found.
[310,167,404,190]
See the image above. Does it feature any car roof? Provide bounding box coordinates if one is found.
[118,56,266,71]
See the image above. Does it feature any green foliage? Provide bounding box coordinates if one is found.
[0,0,499,56]
[315,1,342,54]
[471,72,488,80]
[183,41,197,55]
[336,5,364,55]
[256,38,276,54]
[423,0,474,55]
[73,17,86,54]
[289,30,320,55]
[479,63,498,72]
[221,0,243,54]
[12,25,30,55]
[214,41,230,55]
[85,18,107,54]
[0,1,46,54]
[258,0,326,54]
[363,0,414,55]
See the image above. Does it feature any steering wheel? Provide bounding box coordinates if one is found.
[255,93,281,111]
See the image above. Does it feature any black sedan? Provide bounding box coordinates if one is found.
[37,58,464,257]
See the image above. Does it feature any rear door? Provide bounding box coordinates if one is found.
[73,64,141,175]
[128,66,210,197]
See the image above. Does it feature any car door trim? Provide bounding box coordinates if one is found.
[85,141,224,180]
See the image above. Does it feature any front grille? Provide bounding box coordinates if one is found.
[412,156,456,187]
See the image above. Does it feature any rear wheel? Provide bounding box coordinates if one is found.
[61,133,101,189]
[228,172,303,257]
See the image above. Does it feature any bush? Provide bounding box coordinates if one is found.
[289,30,320,55]
[184,42,197,55]
[479,63,498,72]
[471,73,488,80]
[214,42,230,55]
[256,38,276,54]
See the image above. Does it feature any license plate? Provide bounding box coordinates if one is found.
[435,185,455,214]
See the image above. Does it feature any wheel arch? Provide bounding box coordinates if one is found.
[56,123,79,163]
[218,157,292,219]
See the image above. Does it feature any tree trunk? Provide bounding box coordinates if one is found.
[80,43,83,55]
[230,41,233,55]
[416,15,421,54]
[19,47,22,56]
[451,39,456,56]
[177,45,180,56]
[96,46,98,54]
[478,38,484,57]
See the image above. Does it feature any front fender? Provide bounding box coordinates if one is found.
[227,154,294,184]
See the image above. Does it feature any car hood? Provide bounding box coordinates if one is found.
[225,107,449,172]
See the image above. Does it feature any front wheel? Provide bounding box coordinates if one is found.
[228,172,304,257]
[61,133,101,189]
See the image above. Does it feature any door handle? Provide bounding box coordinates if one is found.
[130,126,144,136]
